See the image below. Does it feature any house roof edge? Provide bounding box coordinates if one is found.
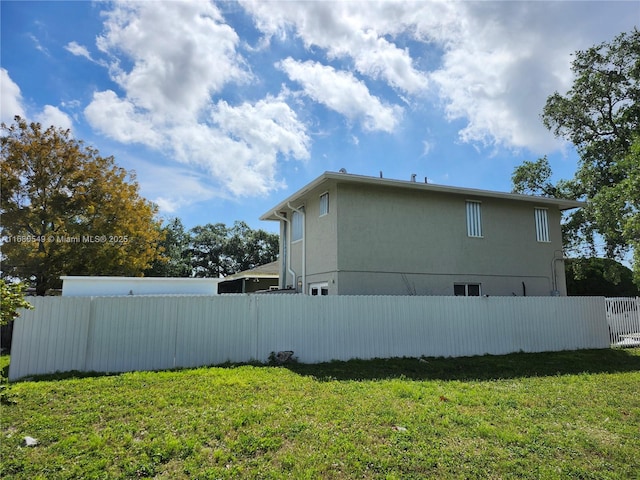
[259,171,583,220]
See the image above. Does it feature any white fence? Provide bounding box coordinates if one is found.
[606,297,640,347]
[9,295,609,381]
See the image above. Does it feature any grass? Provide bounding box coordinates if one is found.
[1,349,639,479]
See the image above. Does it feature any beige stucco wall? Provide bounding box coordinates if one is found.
[278,184,338,293]
[335,183,567,296]
[274,179,568,296]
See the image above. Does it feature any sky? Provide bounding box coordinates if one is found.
[1,1,638,235]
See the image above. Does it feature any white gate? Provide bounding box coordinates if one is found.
[606,297,640,347]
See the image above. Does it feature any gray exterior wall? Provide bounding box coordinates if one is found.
[278,183,338,293]
[272,177,569,296]
[335,183,567,296]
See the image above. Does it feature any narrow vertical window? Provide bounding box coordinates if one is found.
[319,192,329,216]
[535,208,550,242]
[466,201,482,237]
[292,207,304,242]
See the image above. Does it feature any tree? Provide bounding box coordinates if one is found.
[565,258,639,296]
[0,280,33,327]
[1,117,163,294]
[145,218,192,277]
[540,28,639,260]
[190,223,230,278]
[616,136,640,286]
[513,29,640,283]
[225,221,279,273]
[189,221,278,278]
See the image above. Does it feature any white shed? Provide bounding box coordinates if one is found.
[61,276,220,297]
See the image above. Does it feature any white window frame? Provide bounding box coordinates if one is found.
[319,192,329,217]
[292,207,304,242]
[534,208,550,242]
[309,282,329,296]
[454,283,482,296]
[466,201,483,238]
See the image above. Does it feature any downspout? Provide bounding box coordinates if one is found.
[551,250,564,296]
[288,202,306,294]
[273,211,296,290]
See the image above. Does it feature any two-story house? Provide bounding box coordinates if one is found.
[260,171,582,296]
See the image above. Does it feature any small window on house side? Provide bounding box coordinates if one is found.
[310,282,329,295]
[292,208,304,242]
[534,208,550,242]
[466,201,482,237]
[454,283,481,296]
[319,192,329,216]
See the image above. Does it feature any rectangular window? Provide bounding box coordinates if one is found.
[319,192,329,216]
[292,207,304,242]
[534,208,550,242]
[454,283,481,296]
[466,201,482,237]
[310,282,329,295]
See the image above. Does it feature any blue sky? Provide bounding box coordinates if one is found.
[2,1,638,235]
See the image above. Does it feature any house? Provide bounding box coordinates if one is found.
[260,171,583,296]
[217,261,280,293]
[61,276,220,296]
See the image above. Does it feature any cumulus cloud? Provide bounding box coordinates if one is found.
[242,1,429,95]
[96,0,246,121]
[85,90,163,145]
[1,68,25,123]
[242,1,632,153]
[278,58,402,133]
[2,69,72,130]
[34,105,73,131]
[84,0,310,197]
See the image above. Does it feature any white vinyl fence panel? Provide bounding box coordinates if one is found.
[9,295,609,381]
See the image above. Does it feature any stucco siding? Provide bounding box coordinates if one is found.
[280,184,338,292]
[335,183,567,296]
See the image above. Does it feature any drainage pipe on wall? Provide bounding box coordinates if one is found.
[551,250,564,295]
[273,211,296,290]
[287,202,306,294]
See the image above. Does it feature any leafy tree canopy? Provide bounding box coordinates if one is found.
[146,219,279,278]
[565,258,639,297]
[0,279,33,326]
[1,117,163,294]
[145,218,192,277]
[189,221,278,278]
[513,29,640,283]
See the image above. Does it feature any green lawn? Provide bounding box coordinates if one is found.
[1,349,639,479]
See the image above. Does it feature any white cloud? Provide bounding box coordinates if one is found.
[65,41,94,61]
[1,68,25,123]
[34,105,73,131]
[242,0,429,95]
[84,90,163,145]
[132,162,221,214]
[243,1,635,154]
[96,0,246,121]
[84,0,310,198]
[278,58,402,133]
[1,69,72,130]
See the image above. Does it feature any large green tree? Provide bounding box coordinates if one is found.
[513,29,639,282]
[1,117,163,294]
[189,221,278,278]
[145,218,192,277]
[541,28,639,259]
